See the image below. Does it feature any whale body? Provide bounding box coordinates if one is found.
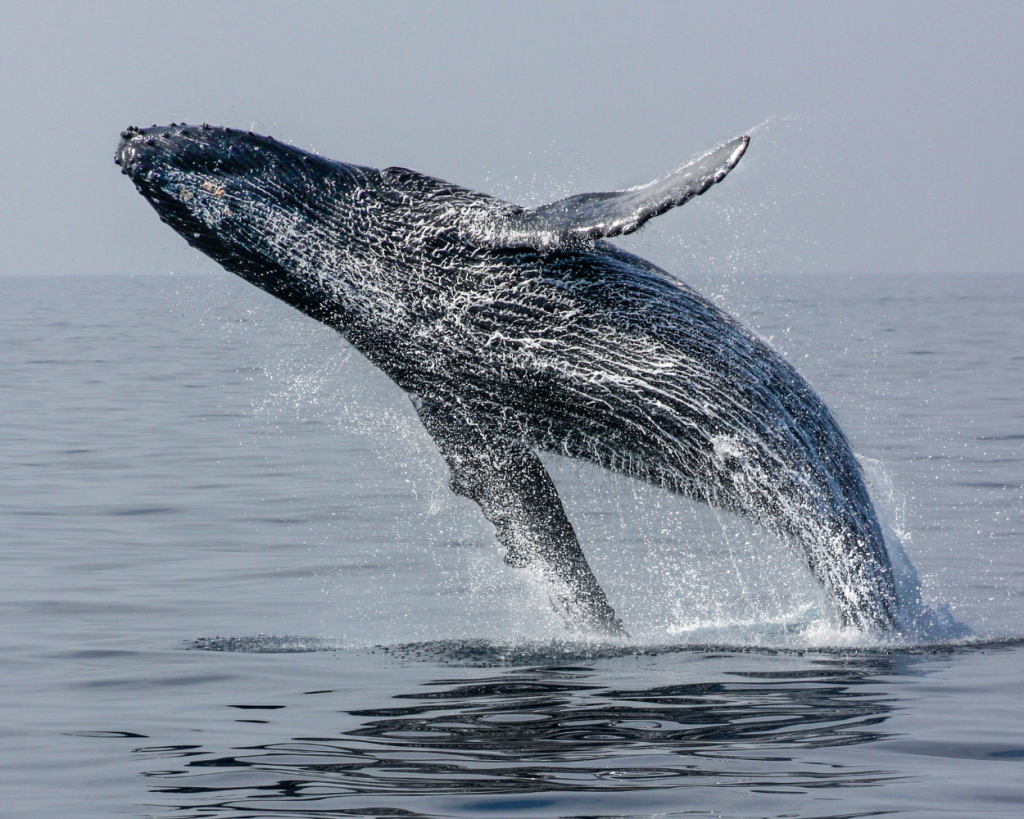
[117,124,898,634]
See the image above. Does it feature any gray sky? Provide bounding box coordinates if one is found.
[2,1,1021,277]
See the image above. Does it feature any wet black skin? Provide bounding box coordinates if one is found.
[117,124,899,635]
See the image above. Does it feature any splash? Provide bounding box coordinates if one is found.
[860,456,972,642]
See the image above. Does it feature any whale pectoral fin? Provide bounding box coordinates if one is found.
[411,396,626,637]
[490,136,749,247]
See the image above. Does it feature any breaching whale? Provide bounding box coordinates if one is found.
[116,124,899,635]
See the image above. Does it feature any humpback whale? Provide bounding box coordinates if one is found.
[116,124,898,635]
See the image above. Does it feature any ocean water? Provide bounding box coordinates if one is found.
[1,271,1022,818]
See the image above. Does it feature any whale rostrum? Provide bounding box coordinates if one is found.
[118,125,898,635]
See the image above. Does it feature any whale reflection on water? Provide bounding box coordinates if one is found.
[127,641,928,815]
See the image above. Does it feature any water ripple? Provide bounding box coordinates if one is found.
[133,647,924,816]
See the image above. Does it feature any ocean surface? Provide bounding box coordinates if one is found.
[2,271,1022,818]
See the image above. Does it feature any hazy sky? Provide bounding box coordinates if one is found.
[2,1,1021,278]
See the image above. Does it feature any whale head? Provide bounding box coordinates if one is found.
[116,124,383,318]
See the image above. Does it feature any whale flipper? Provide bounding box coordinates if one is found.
[492,136,749,247]
[412,395,626,637]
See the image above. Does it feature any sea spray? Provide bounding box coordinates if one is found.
[861,456,972,642]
